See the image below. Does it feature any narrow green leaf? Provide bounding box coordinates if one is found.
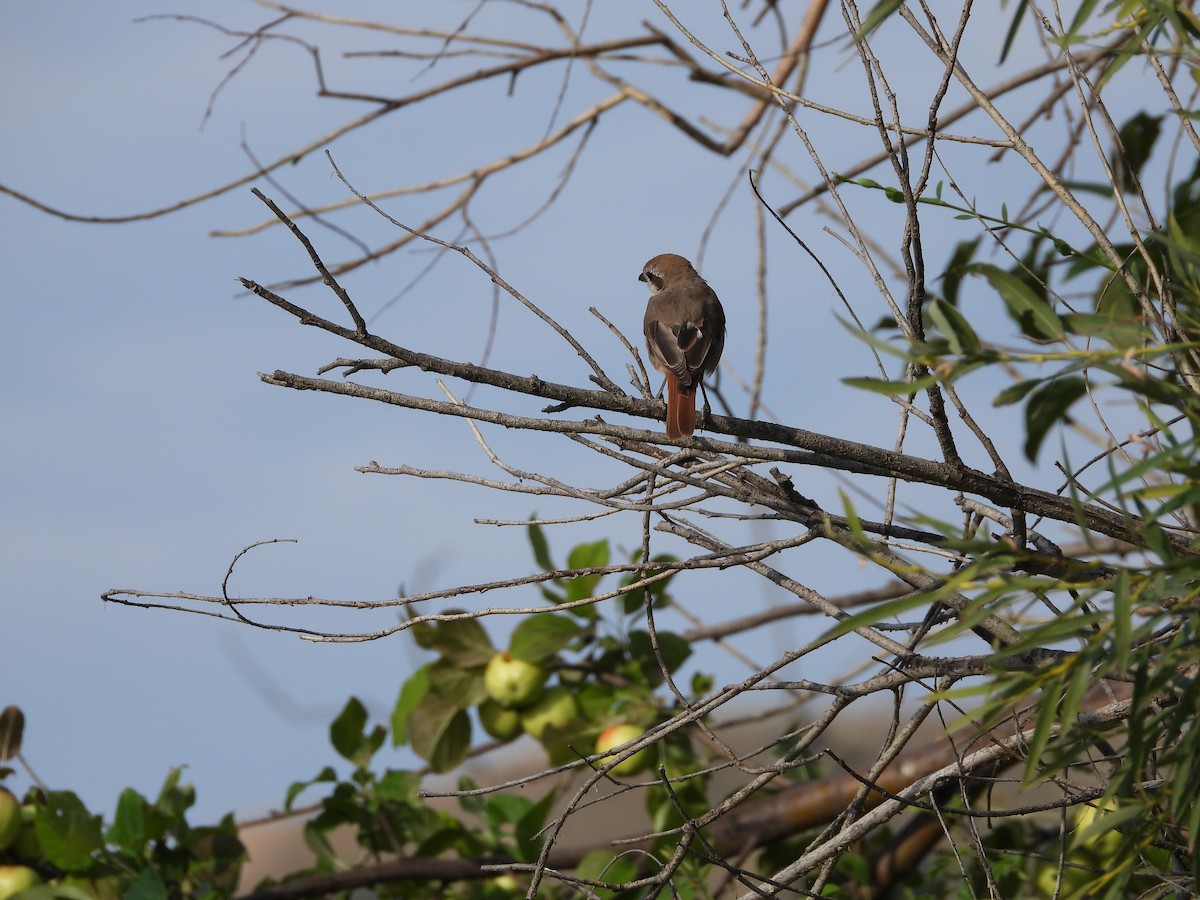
[1112,572,1131,676]
[940,238,980,307]
[1057,649,1095,736]
[1113,112,1162,193]
[967,263,1064,340]
[999,0,1028,64]
[993,378,1042,407]
[527,520,554,571]
[927,297,980,354]
[1067,0,1102,36]
[1023,686,1064,783]
[1024,376,1087,461]
[843,373,940,395]
[855,0,904,40]
[821,591,934,642]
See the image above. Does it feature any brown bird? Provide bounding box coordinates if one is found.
[639,253,726,439]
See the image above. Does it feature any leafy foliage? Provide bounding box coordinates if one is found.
[9,0,1200,897]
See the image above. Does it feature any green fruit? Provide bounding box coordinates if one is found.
[595,724,654,776]
[483,652,547,708]
[12,806,40,862]
[0,865,40,900]
[0,790,19,851]
[478,699,523,741]
[520,687,578,739]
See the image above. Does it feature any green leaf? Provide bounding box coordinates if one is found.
[514,789,558,862]
[967,263,1064,340]
[527,520,554,571]
[1111,571,1131,676]
[993,378,1042,407]
[376,769,420,805]
[940,238,980,306]
[619,551,678,615]
[565,539,610,602]
[999,0,1028,64]
[567,538,609,570]
[330,696,368,761]
[416,614,494,669]
[855,0,904,40]
[927,297,980,354]
[409,694,471,772]
[1022,680,1065,783]
[576,682,616,721]
[821,590,938,642]
[427,657,487,707]
[329,697,385,767]
[843,373,940,395]
[123,867,169,900]
[1113,112,1162,193]
[392,663,431,747]
[303,818,339,867]
[284,766,336,811]
[152,768,193,820]
[510,614,582,662]
[36,791,103,871]
[107,788,147,856]
[1024,376,1087,462]
[629,630,693,685]
[575,849,639,893]
[485,793,535,833]
[427,709,471,774]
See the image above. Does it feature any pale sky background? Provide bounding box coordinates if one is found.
[1,2,1154,828]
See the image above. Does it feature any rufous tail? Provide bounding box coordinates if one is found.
[666,375,696,439]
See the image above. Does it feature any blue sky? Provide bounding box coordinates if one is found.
[1,1,1151,828]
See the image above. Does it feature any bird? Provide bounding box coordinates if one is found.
[639,253,726,439]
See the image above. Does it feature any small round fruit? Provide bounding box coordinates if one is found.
[483,652,547,709]
[0,865,40,900]
[10,809,39,864]
[520,687,578,739]
[0,789,19,851]
[595,724,654,776]
[478,699,523,741]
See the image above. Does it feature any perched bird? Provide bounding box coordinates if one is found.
[639,253,726,439]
